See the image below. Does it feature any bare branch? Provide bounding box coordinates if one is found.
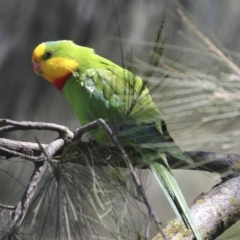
[0,119,74,162]
[0,118,74,139]
[0,138,47,155]
[0,146,40,162]
[1,137,240,179]
[168,151,240,180]
[7,162,47,232]
[0,119,167,239]
[153,175,240,240]
[3,138,66,237]
[0,204,15,211]
[1,118,240,239]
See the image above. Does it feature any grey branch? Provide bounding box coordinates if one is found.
[0,118,73,237]
[1,118,240,239]
[153,175,240,240]
[0,204,15,211]
[0,138,47,155]
[0,118,73,139]
[1,137,239,178]
[2,138,67,237]
[0,118,167,239]
[168,151,240,180]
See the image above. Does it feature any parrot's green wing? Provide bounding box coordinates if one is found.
[62,68,202,240]
[65,68,191,160]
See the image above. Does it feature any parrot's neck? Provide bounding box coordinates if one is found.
[53,73,72,91]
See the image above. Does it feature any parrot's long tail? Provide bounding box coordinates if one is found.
[150,153,202,240]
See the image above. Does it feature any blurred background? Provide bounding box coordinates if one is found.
[0,0,240,239]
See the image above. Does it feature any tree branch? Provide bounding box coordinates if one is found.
[0,119,73,139]
[1,118,240,239]
[0,119,74,237]
[0,138,47,155]
[0,119,167,239]
[153,175,240,240]
[1,137,239,179]
[2,137,67,237]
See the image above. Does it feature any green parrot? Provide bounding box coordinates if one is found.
[32,40,202,239]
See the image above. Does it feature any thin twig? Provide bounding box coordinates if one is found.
[0,138,46,155]
[0,204,15,211]
[0,119,74,139]
[73,120,106,140]
[0,146,41,162]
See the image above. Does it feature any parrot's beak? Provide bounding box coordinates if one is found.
[33,61,41,75]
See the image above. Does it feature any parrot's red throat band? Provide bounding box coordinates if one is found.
[53,73,72,91]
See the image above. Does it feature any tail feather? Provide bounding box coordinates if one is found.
[150,153,202,240]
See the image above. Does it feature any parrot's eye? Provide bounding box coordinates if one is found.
[45,51,53,58]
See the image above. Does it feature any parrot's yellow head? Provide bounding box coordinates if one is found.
[32,40,79,90]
